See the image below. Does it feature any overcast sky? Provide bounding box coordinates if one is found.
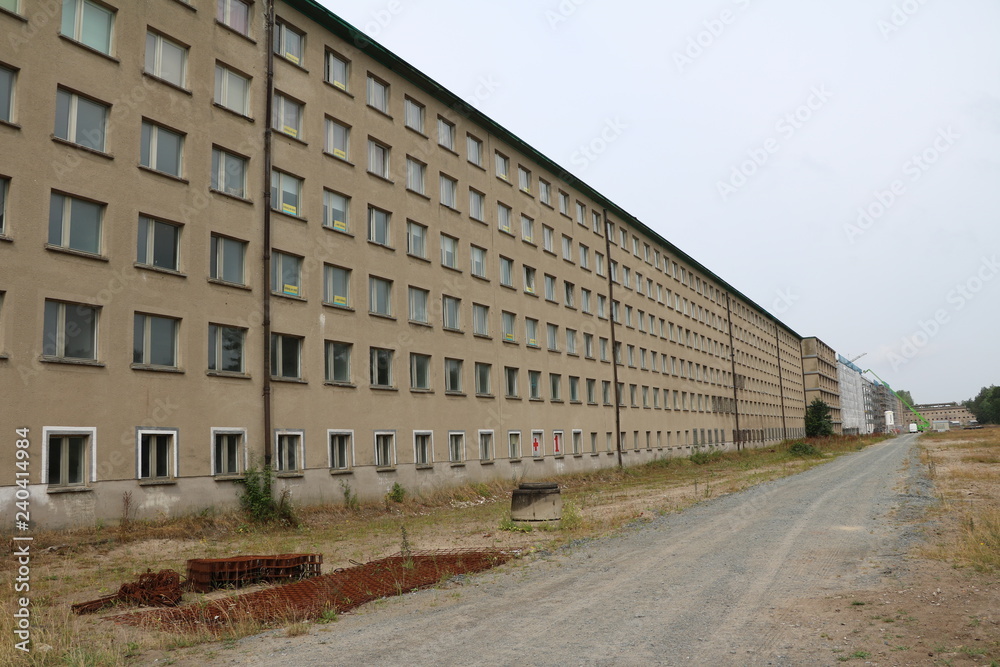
[319,0,1000,405]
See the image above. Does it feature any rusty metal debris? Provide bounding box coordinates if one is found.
[185,553,322,592]
[72,569,182,615]
[112,549,515,631]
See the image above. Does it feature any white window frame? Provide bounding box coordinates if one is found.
[508,430,521,459]
[43,299,98,361]
[413,430,433,465]
[135,428,177,480]
[326,51,349,91]
[132,312,178,368]
[478,430,494,461]
[328,429,354,470]
[366,74,388,112]
[272,92,303,139]
[448,431,465,463]
[374,431,396,468]
[210,427,247,477]
[61,0,114,54]
[145,31,188,88]
[55,88,108,152]
[274,429,304,473]
[404,97,425,133]
[42,426,97,487]
[530,429,544,458]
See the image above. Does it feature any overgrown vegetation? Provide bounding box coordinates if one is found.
[386,482,406,504]
[341,480,360,510]
[805,398,835,437]
[239,464,298,526]
[965,385,1000,424]
[689,449,724,465]
[788,441,820,457]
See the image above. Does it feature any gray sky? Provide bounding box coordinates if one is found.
[319,0,1000,405]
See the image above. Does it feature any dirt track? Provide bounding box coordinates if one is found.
[182,433,939,666]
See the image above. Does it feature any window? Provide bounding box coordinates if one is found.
[54,88,107,152]
[518,166,531,193]
[442,295,460,330]
[367,206,390,246]
[470,246,487,278]
[445,358,462,392]
[132,313,178,368]
[46,432,90,487]
[48,192,102,255]
[545,323,559,352]
[372,432,394,467]
[478,431,494,461]
[501,311,516,342]
[145,31,187,88]
[325,118,350,160]
[370,347,393,387]
[558,191,569,215]
[211,147,247,197]
[508,431,521,459]
[270,170,302,217]
[61,0,114,54]
[367,75,388,112]
[414,432,431,465]
[440,235,458,269]
[0,65,13,124]
[602,381,611,405]
[135,215,180,271]
[217,0,250,36]
[525,318,539,347]
[440,174,458,208]
[504,367,519,397]
[529,371,542,400]
[562,236,573,261]
[368,139,390,178]
[369,276,392,316]
[206,323,244,374]
[449,432,465,463]
[564,282,576,308]
[581,289,592,314]
[322,190,350,232]
[0,177,8,235]
[542,225,554,253]
[406,157,425,194]
[550,374,562,401]
[272,93,302,138]
[138,430,174,480]
[404,98,424,133]
[500,257,514,287]
[469,189,485,221]
[271,251,302,297]
[270,333,301,379]
[495,152,509,181]
[566,329,577,355]
[408,286,428,323]
[579,244,590,268]
[584,333,594,358]
[576,202,586,225]
[544,274,556,301]
[587,378,597,404]
[438,117,455,150]
[409,352,430,389]
[467,134,483,166]
[473,303,489,336]
[596,252,605,276]
[328,431,352,470]
[320,341,354,393]
[539,179,551,204]
[475,363,491,395]
[597,294,607,318]
[43,300,97,361]
[273,19,304,64]
[406,220,427,258]
[210,234,246,284]
[521,215,534,243]
[275,432,301,472]
[497,203,512,233]
[212,429,244,475]
[326,51,349,91]
[139,121,184,177]
[593,211,602,234]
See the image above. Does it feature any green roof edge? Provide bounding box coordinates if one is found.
[286,0,804,340]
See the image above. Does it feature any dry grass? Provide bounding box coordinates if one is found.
[0,434,889,665]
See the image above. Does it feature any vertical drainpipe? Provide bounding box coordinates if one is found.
[774,324,788,441]
[725,293,740,450]
[261,0,276,466]
[602,209,622,469]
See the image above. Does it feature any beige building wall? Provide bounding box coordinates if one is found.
[0,0,806,528]
[801,337,842,433]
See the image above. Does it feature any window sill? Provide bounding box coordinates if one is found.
[322,225,353,237]
[496,176,512,187]
[208,278,252,290]
[130,364,184,374]
[475,393,494,399]
[369,312,397,321]
[415,464,434,470]
[405,126,428,139]
[440,204,461,215]
[371,385,398,392]
[214,474,245,482]
[135,263,186,277]
[210,188,253,204]
[207,370,251,379]
[0,234,12,243]
[323,302,354,312]
[51,136,113,159]
[470,217,487,226]
[442,265,462,274]
[519,188,533,198]
[47,486,93,494]
[375,467,396,473]
[215,20,256,43]
[0,6,27,21]
[504,395,521,401]
[322,151,354,166]
[0,119,21,130]
[142,71,192,96]
[410,388,434,394]
[276,472,304,478]
[539,200,553,210]
[272,291,307,301]
[406,188,430,200]
[529,398,544,403]
[138,478,177,486]
[442,327,464,335]
[271,376,307,384]
[439,145,459,157]
[472,333,492,341]
[449,462,465,468]
[274,131,308,146]
[532,457,545,462]
[323,79,354,98]
[502,339,519,346]
[523,291,538,298]
[270,208,307,223]
[367,241,395,251]
[498,228,515,238]
[542,249,557,257]
[522,239,537,248]
[409,320,432,328]
[39,356,104,367]
[509,458,522,464]
[480,460,495,466]
[366,105,393,120]
[275,55,309,73]
[551,399,565,404]
[329,468,353,476]
[58,34,120,63]
[407,253,431,263]
[468,160,486,171]
[554,455,565,460]
[324,381,355,388]
[445,391,466,397]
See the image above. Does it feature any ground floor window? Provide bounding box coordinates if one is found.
[449,432,464,463]
[275,431,302,472]
[138,429,175,480]
[375,431,395,467]
[508,431,521,459]
[45,428,93,487]
[329,431,352,470]
[213,430,244,476]
[478,431,493,461]
[414,431,432,465]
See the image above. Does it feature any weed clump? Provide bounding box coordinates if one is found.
[341,480,360,510]
[239,464,298,526]
[689,449,722,465]
[386,482,406,503]
[789,441,820,457]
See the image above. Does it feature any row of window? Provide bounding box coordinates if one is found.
[44,422,779,489]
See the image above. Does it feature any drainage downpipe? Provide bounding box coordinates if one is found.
[725,293,740,451]
[261,0,276,466]
[603,209,623,469]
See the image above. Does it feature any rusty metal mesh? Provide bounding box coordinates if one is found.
[111,549,515,632]
[72,569,183,615]
[185,553,322,592]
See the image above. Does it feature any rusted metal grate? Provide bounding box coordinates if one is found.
[185,553,322,592]
[113,550,516,632]
[72,569,183,615]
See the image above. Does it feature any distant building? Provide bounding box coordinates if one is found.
[837,355,873,435]
[900,403,977,428]
[802,338,842,434]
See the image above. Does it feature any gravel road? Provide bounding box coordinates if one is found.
[207,433,932,666]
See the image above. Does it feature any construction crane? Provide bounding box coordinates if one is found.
[862,368,931,432]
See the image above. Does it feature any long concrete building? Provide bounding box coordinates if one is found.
[1,0,812,528]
